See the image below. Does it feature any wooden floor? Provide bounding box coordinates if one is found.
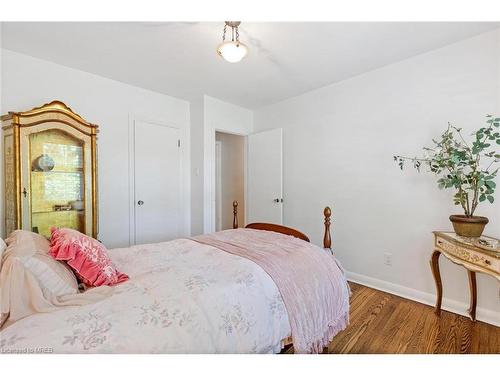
[288,282,500,354]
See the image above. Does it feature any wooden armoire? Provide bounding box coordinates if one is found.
[1,101,99,238]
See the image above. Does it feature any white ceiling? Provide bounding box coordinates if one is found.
[2,22,499,109]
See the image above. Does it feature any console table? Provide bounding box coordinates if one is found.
[430,231,500,321]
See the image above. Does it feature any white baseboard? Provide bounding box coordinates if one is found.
[346,271,500,327]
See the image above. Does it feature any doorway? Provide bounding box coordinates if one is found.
[215,131,245,231]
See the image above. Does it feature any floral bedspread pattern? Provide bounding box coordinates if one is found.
[1,239,291,353]
[193,229,350,353]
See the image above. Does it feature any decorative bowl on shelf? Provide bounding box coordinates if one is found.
[70,200,84,211]
[32,154,55,171]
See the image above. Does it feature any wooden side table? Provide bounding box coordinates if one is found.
[430,231,500,321]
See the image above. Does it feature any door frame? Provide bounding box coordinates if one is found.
[128,115,184,246]
[215,140,222,231]
[206,129,248,233]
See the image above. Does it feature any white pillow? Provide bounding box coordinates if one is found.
[0,238,7,269]
[1,231,112,327]
[4,230,78,298]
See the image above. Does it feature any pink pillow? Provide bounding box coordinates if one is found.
[49,228,129,287]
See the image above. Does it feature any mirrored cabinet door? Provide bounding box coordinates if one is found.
[28,129,85,237]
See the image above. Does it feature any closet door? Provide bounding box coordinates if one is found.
[134,120,180,244]
[247,128,283,224]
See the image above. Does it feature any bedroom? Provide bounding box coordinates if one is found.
[1,0,499,371]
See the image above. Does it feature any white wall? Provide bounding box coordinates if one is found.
[190,96,205,235]
[202,95,253,233]
[216,132,245,230]
[1,49,191,248]
[254,30,500,325]
[190,95,253,234]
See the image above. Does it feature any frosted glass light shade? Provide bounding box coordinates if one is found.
[217,41,248,63]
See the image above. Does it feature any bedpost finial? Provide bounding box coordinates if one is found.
[324,206,331,219]
[323,206,332,250]
[233,201,239,229]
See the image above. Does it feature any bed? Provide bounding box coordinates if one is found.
[0,204,350,354]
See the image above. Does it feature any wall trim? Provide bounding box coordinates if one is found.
[346,271,500,327]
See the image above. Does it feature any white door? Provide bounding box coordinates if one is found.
[134,120,180,244]
[247,128,283,224]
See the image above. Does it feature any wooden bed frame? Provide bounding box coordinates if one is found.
[231,200,332,249]
[231,200,333,352]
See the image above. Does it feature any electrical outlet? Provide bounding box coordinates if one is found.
[384,252,392,266]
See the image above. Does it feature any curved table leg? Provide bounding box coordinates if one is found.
[430,250,442,316]
[467,270,477,321]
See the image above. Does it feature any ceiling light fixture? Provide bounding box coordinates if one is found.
[217,21,248,63]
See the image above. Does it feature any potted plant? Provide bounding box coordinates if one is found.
[394,115,500,237]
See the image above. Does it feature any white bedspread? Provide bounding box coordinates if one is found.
[0,239,291,353]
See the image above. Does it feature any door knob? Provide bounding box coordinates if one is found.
[137,200,144,206]
[273,198,283,203]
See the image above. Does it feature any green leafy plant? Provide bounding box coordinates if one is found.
[394,115,500,217]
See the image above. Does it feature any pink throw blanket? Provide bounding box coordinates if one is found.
[192,228,350,353]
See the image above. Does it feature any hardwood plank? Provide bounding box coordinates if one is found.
[362,297,413,353]
[458,316,473,354]
[471,318,500,354]
[440,313,461,354]
[328,287,392,353]
[393,301,427,353]
[419,304,442,354]
[335,294,390,353]
[402,302,429,353]
[284,283,499,354]
[324,283,500,354]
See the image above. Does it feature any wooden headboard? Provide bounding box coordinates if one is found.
[231,201,332,249]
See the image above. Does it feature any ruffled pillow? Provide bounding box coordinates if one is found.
[49,228,129,287]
